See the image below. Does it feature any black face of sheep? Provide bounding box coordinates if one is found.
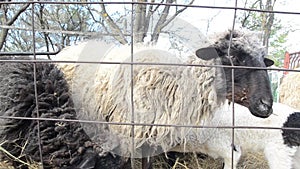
[195,30,274,118]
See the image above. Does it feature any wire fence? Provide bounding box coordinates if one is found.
[0,1,299,169]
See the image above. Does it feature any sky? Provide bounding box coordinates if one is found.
[35,0,300,55]
[274,0,300,52]
[178,0,300,53]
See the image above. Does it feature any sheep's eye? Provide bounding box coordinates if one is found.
[229,55,238,62]
[234,55,246,64]
[238,57,246,63]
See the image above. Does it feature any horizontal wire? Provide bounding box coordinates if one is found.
[1,1,300,15]
[0,115,298,131]
[0,51,60,56]
[0,58,298,72]
[0,1,299,155]
[0,25,130,37]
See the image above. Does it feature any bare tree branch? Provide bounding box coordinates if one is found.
[86,4,122,42]
[99,0,128,44]
[151,0,173,42]
[205,10,221,35]
[161,0,194,29]
[38,4,52,59]
[0,3,30,51]
[144,0,155,32]
[240,0,277,54]
[144,0,163,38]
[1,1,195,51]
[86,5,104,29]
[0,25,125,37]
[7,3,30,26]
[151,0,194,42]
[240,0,260,27]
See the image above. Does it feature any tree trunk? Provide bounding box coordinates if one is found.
[262,0,275,54]
[133,0,147,43]
[0,3,30,51]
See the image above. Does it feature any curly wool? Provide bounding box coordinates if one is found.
[0,57,127,168]
[171,102,299,169]
[210,30,267,60]
[279,70,300,110]
[54,42,225,157]
[53,29,274,159]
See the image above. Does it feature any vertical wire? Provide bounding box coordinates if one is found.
[227,0,239,168]
[31,2,44,167]
[130,1,136,168]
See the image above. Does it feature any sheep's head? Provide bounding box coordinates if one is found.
[195,30,274,118]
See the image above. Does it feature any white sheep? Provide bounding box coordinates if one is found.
[54,44,225,157]
[52,30,275,167]
[169,101,300,169]
[279,69,300,110]
[294,148,300,169]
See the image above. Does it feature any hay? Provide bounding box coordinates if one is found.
[152,152,268,169]
[238,152,268,169]
[1,151,269,169]
[136,152,223,169]
[133,152,268,169]
[0,140,42,169]
[0,161,14,169]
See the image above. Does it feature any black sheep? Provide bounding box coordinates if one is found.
[0,57,128,169]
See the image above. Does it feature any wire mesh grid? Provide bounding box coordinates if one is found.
[0,1,300,169]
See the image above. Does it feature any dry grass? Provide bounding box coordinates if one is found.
[150,153,222,169]
[133,151,268,169]
[238,151,268,169]
[0,160,41,169]
[0,161,14,169]
[0,141,42,169]
[0,145,268,169]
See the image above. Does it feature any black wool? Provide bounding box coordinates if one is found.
[282,112,300,147]
[0,57,127,169]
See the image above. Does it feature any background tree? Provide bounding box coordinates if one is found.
[0,0,194,53]
[238,0,289,67]
[0,2,30,51]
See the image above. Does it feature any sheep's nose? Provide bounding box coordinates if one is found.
[260,98,272,108]
[257,98,273,117]
[249,98,273,118]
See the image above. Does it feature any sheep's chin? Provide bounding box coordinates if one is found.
[249,106,273,118]
[227,92,273,118]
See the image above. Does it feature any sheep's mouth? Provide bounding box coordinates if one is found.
[227,87,273,118]
[226,88,250,107]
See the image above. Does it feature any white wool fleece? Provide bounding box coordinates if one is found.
[53,41,225,157]
[171,102,298,169]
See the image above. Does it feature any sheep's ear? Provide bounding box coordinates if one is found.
[264,58,274,67]
[195,47,219,60]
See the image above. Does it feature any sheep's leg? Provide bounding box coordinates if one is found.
[76,152,97,168]
[293,147,300,169]
[221,144,241,169]
[166,151,183,167]
[141,143,154,169]
[141,156,153,169]
[264,142,296,169]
